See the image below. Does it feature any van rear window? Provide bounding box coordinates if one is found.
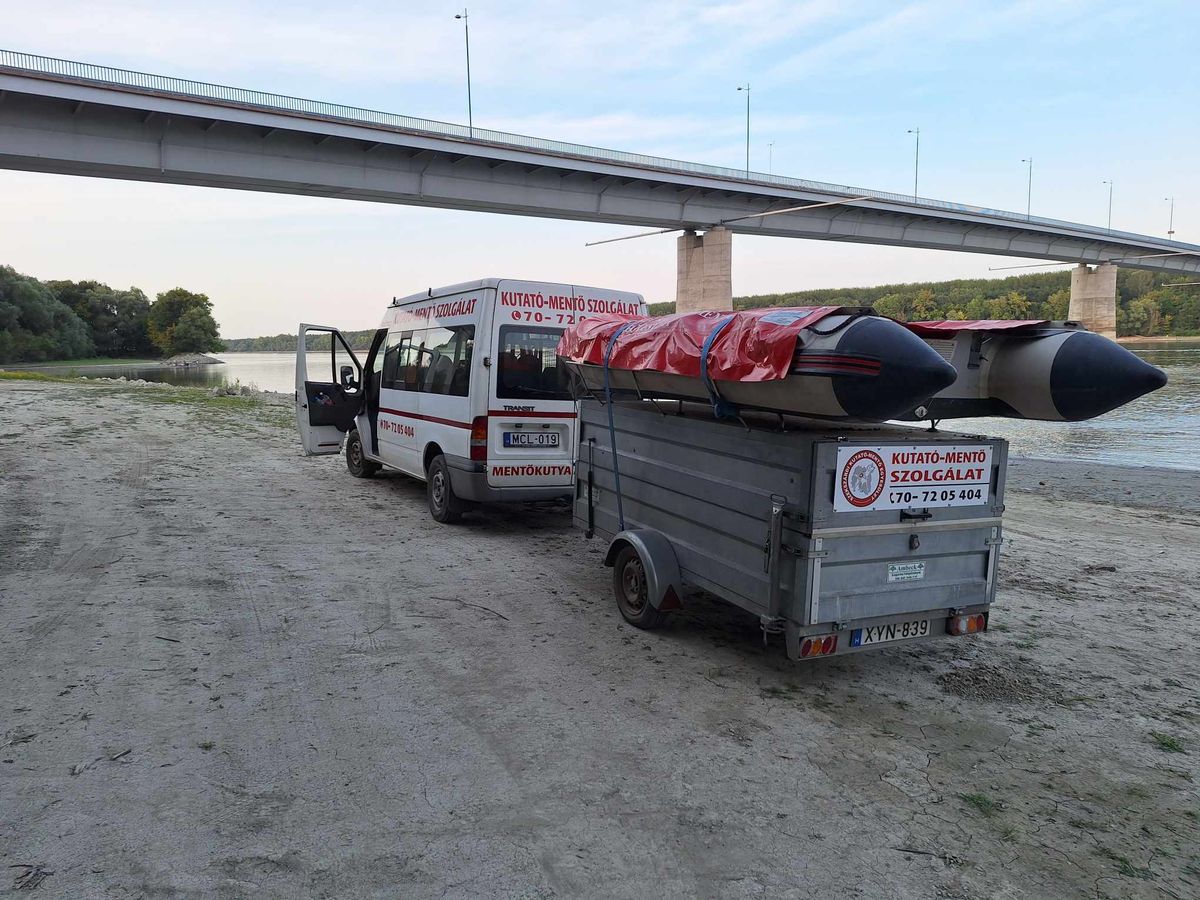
[496,326,570,401]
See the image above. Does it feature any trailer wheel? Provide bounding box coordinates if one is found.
[427,454,465,524]
[612,544,669,629]
[346,430,381,478]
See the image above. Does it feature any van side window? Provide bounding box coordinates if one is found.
[381,331,415,391]
[497,326,570,401]
[384,325,474,396]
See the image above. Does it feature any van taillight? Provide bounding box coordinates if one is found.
[470,416,488,461]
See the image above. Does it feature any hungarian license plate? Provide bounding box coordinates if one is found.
[850,618,932,647]
[503,431,559,448]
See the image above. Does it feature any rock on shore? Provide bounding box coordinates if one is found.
[162,352,224,367]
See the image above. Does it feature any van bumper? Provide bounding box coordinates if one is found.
[445,455,573,504]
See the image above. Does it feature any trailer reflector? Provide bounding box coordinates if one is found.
[947,613,988,636]
[800,634,839,658]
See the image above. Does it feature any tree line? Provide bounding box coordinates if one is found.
[223,329,377,352]
[648,269,1200,336]
[0,265,223,364]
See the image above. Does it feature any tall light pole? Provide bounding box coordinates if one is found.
[454,9,473,137]
[737,83,750,176]
[907,127,920,199]
[768,141,774,175]
[1165,196,1176,240]
[1102,179,1113,231]
[1021,157,1033,221]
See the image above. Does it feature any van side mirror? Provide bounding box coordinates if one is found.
[339,365,357,390]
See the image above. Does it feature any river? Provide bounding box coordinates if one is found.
[15,340,1200,471]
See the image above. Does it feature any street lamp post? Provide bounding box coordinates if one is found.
[736,84,751,175]
[1021,157,1033,220]
[907,127,920,199]
[768,141,774,175]
[454,9,473,137]
[1102,179,1113,231]
[1165,196,1176,240]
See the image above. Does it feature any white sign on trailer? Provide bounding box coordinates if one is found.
[834,444,993,512]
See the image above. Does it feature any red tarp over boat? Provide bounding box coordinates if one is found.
[903,319,1048,336]
[556,307,844,383]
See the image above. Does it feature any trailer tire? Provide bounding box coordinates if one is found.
[427,454,465,524]
[346,430,381,478]
[612,544,669,629]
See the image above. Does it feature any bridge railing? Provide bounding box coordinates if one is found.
[1,48,1193,251]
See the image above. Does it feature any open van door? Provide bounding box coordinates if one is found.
[295,324,363,455]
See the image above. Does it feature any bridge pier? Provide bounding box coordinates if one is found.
[676,227,733,312]
[1069,263,1118,339]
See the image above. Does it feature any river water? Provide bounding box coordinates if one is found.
[19,340,1200,471]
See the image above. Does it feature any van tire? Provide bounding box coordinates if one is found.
[612,544,669,629]
[427,454,465,523]
[346,430,381,478]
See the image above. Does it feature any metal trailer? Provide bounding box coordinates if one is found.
[574,399,1008,660]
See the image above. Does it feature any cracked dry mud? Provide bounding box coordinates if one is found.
[1,380,1197,899]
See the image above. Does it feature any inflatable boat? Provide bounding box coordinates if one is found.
[897,320,1168,422]
[557,308,957,422]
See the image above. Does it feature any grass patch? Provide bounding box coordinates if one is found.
[0,370,59,381]
[1150,732,1186,753]
[1096,847,1153,879]
[958,792,1002,817]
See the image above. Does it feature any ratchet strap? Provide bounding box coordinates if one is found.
[700,315,739,419]
[602,321,636,531]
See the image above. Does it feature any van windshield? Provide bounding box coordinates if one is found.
[496,326,570,401]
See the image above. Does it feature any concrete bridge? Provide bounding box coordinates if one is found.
[3,49,1198,336]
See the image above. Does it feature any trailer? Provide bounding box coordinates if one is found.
[574,399,1007,660]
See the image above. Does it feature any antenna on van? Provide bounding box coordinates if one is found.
[427,288,433,297]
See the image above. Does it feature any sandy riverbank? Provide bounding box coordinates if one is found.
[1,379,1196,898]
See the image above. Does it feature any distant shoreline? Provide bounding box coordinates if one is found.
[1117,334,1199,344]
[5,352,225,370]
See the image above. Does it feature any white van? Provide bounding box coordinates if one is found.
[296,278,646,522]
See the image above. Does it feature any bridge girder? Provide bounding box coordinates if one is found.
[1,68,1198,276]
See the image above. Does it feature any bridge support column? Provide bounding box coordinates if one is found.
[676,227,732,312]
[1069,263,1118,339]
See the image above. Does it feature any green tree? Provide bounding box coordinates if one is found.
[47,279,155,357]
[1040,288,1070,320]
[910,288,940,320]
[988,291,1032,320]
[147,287,223,356]
[0,266,94,363]
[873,293,910,320]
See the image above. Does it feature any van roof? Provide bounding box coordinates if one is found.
[389,278,643,307]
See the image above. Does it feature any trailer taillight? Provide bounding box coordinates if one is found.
[800,634,838,658]
[470,416,488,462]
[947,613,988,636]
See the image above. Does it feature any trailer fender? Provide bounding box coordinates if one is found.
[604,530,684,611]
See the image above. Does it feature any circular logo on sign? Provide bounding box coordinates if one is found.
[841,450,886,508]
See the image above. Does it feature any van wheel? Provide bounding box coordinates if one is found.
[346,430,381,478]
[612,545,669,629]
[427,454,465,523]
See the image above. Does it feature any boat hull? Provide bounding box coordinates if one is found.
[560,314,957,423]
[898,324,1168,422]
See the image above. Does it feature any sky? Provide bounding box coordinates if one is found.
[2,0,1198,337]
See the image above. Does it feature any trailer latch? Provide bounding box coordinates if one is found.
[900,509,933,522]
[782,544,827,559]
